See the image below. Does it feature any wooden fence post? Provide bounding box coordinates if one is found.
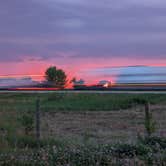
[35,98,40,140]
[145,102,150,119]
[144,101,156,137]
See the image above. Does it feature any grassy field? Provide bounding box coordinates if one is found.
[0,93,166,165]
[0,93,166,141]
[1,92,166,111]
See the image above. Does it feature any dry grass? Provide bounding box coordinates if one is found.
[41,104,166,144]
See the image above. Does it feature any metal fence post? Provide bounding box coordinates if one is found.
[35,98,40,140]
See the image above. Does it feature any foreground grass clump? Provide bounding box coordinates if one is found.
[5,136,67,149]
[0,137,165,166]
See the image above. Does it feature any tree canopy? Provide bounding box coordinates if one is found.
[45,66,67,88]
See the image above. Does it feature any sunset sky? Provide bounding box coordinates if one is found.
[0,0,166,84]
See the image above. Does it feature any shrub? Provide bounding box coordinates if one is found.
[111,144,137,158]
[19,113,34,136]
[139,136,166,151]
[132,98,147,105]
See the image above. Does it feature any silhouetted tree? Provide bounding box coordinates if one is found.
[70,77,86,89]
[70,78,85,85]
[45,66,67,88]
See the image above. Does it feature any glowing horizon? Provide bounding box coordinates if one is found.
[1,65,166,88]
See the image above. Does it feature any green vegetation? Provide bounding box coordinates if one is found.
[0,137,166,165]
[19,112,34,136]
[1,93,166,112]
